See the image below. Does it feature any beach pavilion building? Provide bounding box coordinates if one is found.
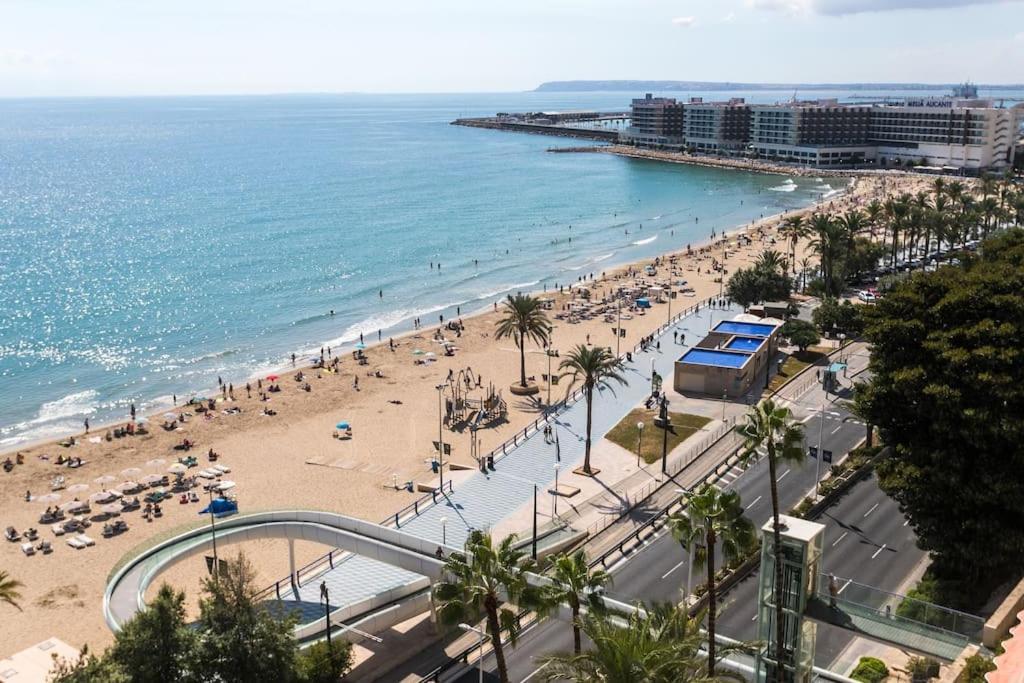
[673,316,781,398]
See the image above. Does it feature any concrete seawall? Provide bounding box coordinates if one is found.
[451,118,619,142]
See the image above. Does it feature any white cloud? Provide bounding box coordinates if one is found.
[749,0,1023,15]
[722,10,737,21]
[671,15,697,26]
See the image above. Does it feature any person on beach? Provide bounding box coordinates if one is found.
[245,383,251,398]
[291,353,296,366]
[84,418,89,433]
[353,376,359,391]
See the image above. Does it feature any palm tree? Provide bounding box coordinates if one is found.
[434,531,543,683]
[839,210,865,254]
[669,484,755,677]
[797,257,815,293]
[495,293,552,389]
[0,571,21,610]
[540,602,739,683]
[779,216,806,275]
[738,400,805,679]
[544,550,611,655]
[864,199,883,240]
[558,345,627,475]
[755,249,788,275]
[808,215,846,295]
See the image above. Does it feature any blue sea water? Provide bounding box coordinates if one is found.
[0,92,847,447]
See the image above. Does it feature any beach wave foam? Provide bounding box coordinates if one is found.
[632,236,658,246]
[770,180,797,192]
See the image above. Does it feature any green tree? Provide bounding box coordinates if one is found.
[0,570,22,610]
[755,249,788,275]
[539,603,740,683]
[668,484,755,677]
[808,214,848,296]
[494,293,553,389]
[858,228,1024,591]
[434,531,543,683]
[779,216,807,275]
[726,264,793,310]
[559,345,627,475]
[812,298,864,338]
[50,646,126,683]
[294,641,354,683]
[543,550,611,655]
[194,553,299,683]
[108,584,197,683]
[844,238,886,282]
[739,400,805,679]
[779,319,820,353]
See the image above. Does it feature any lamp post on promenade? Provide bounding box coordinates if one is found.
[320,582,332,648]
[435,383,446,494]
[459,623,487,683]
[636,421,645,468]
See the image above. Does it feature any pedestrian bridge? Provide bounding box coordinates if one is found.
[806,573,985,661]
[103,509,460,635]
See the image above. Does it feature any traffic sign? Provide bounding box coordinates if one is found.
[823,449,833,464]
[808,445,818,459]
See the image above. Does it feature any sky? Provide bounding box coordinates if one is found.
[0,0,1022,97]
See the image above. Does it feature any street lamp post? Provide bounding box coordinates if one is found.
[440,516,447,546]
[839,333,847,364]
[435,384,446,494]
[459,623,487,683]
[208,488,219,578]
[659,396,670,475]
[814,400,825,498]
[320,581,332,648]
[552,463,561,517]
[615,296,622,358]
[532,484,538,560]
[636,421,645,467]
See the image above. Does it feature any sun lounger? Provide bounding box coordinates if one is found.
[5,527,20,542]
[51,523,65,536]
[66,537,86,549]
[37,540,52,554]
[196,469,217,479]
[21,542,35,556]
[212,465,230,474]
[76,534,95,547]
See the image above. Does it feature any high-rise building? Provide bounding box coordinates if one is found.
[749,100,874,167]
[623,93,684,147]
[682,97,751,153]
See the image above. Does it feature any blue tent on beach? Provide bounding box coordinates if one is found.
[199,498,238,517]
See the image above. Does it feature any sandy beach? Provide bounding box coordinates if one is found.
[0,168,940,655]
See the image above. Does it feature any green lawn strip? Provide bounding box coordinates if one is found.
[767,349,826,392]
[605,408,712,464]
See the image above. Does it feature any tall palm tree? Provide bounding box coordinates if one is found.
[495,293,552,389]
[931,176,946,199]
[808,215,846,296]
[0,571,22,610]
[558,345,627,475]
[779,216,806,275]
[435,531,543,683]
[979,196,1000,238]
[864,199,883,240]
[738,400,805,680]
[544,550,611,655]
[540,602,740,683]
[839,210,865,254]
[669,484,755,677]
[797,257,814,293]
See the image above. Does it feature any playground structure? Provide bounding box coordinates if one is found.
[441,368,508,432]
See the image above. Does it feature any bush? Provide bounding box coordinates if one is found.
[851,656,889,683]
[907,656,940,682]
[791,497,815,518]
[296,640,354,683]
[961,654,995,683]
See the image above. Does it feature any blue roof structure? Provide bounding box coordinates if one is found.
[713,320,777,337]
[724,336,765,352]
[679,348,751,369]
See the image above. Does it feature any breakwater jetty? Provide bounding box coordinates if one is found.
[451,111,624,142]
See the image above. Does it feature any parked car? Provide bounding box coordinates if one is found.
[857,290,877,303]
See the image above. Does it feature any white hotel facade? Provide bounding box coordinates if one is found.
[625,94,1024,172]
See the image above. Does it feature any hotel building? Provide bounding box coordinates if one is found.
[626,94,1024,171]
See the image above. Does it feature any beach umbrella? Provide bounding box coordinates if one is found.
[100,503,122,515]
[140,474,163,486]
[167,463,188,474]
[90,491,116,503]
[60,500,89,512]
[117,481,139,492]
[336,421,350,430]
[121,467,142,478]
[354,343,366,350]
[163,412,177,420]
[34,493,61,504]
[66,483,89,495]
[146,458,166,469]
[266,375,279,381]
[94,474,116,486]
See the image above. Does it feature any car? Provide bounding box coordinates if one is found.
[857,290,877,303]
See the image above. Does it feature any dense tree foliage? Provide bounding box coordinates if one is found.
[53,554,353,683]
[858,228,1024,593]
[779,319,820,352]
[812,298,864,337]
[726,258,793,310]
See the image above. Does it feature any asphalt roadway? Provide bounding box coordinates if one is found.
[450,397,920,682]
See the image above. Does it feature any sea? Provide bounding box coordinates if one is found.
[1,88,1016,447]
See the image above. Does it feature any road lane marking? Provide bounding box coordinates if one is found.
[751,613,758,621]
[832,531,848,547]
[748,495,762,509]
[903,520,910,527]
[863,503,879,518]
[830,424,843,434]
[777,469,791,482]
[871,543,887,559]
[800,415,815,424]
[661,559,688,580]
[522,662,552,682]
